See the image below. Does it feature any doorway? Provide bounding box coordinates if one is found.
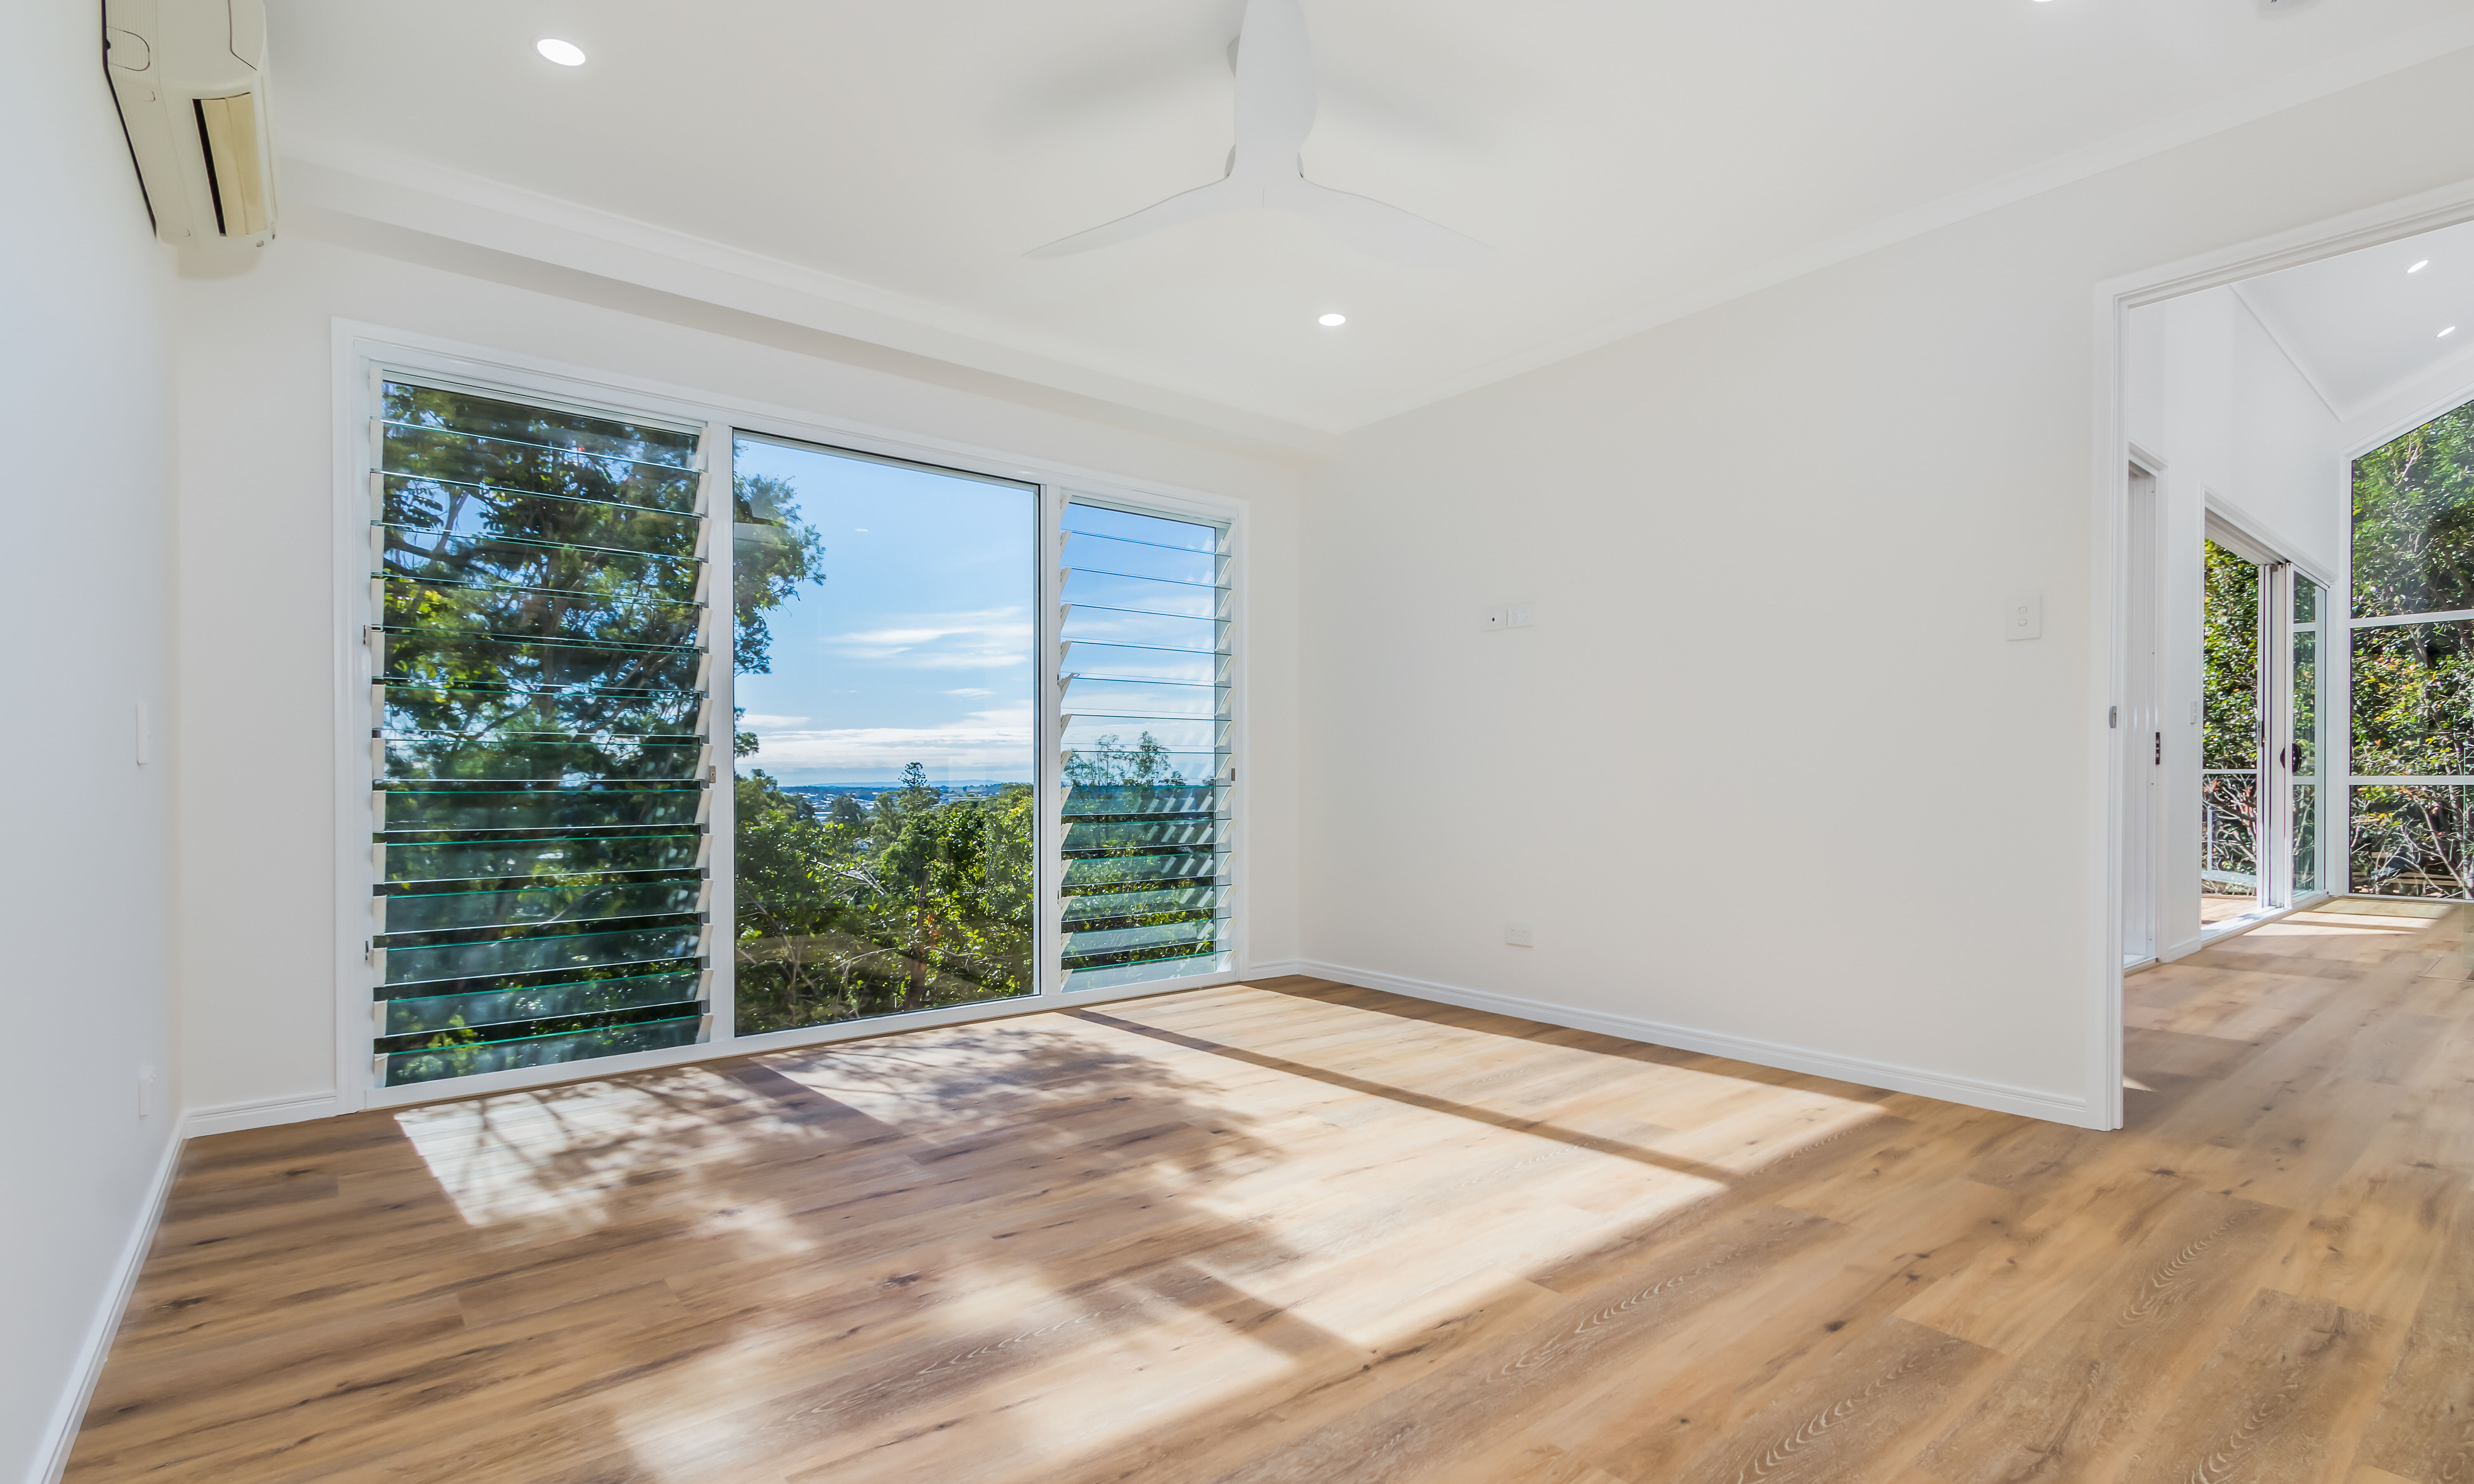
[2196,522,2328,938]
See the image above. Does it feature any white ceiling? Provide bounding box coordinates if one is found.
[266,0,2474,436]
[2238,218,2474,420]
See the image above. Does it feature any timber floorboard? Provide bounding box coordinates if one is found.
[63,905,2474,1483]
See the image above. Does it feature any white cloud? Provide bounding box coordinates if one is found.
[943,687,992,697]
[735,713,810,728]
[825,607,1031,670]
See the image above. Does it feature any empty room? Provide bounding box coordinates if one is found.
[10,1,2474,1480]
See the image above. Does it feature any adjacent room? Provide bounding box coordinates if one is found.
[9,1,2474,1481]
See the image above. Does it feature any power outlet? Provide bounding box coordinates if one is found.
[1504,921,1534,947]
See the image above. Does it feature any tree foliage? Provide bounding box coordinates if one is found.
[2352,402,2474,896]
[732,768,1036,1030]
[2200,540,2261,891]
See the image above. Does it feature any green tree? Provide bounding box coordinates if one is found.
[731,470,828,678]
[2351,401,2474,895]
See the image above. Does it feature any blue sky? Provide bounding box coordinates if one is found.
[731,437,1036,786]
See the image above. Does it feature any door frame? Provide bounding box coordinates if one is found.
[2092,173,2474,1131]
[2121,453,2164,968]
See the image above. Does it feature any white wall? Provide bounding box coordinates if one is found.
[2122,286,2351,959]
[1298,48,2474,1123]
[170,231,1304,1121]
[0,5,182,1481]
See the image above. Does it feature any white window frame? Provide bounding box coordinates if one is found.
[331,323,1252,1112]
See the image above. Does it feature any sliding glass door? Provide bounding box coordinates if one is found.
[2198,536,2328,933]
[2201,540,2264,924]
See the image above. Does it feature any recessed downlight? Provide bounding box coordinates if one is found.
[2410,260,2432,273]
[1317,312,1346,327]
[536,38,587,66]
[2443,327,2458,339]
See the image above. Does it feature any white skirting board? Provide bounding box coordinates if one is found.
[1295,959,2094,1127]
[181,1092,343,1139]
[28,1130,183,1484]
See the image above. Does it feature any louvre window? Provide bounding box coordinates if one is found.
[1058,500,1234,990]
[367,379,714,1087]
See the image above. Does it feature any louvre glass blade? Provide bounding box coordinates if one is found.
[1059,642,1222,685]
[380,736,703,782]
[1060,605,1223,651]
[1059,676,1227,719]
[1063,716,1223,755]
[380,972,703,1036]
[1061,890,1226,935]
[379,632,702,694]
[1064,952,1231,993]
[382,382,699,470]
[1063,919,1223,962]
[379,576,705,649]
[1061,569,1224,619]
[381,683,704,738]
[381,1014,702,1087]
[379,787,704,833]
[1059,528,1222,586]
[380,473,701,558]
[1062,503,1219,553]
[379,528,701,603]
[381,424,701,511]
[1062,783,1227,818]
[383,880,704,934]
[383,832,705,886]
[382,924,705,988]
[1062,818,1224,854]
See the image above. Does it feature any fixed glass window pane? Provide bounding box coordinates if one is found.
[2352,399,2474,620]
[730,436,1036,1035]
[2351,782,2474,897]
[2351,619,2474,777]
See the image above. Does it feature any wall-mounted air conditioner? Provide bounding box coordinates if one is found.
[103,0,276,250]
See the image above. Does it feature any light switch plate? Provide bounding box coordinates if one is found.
[1484,604,1535,631]
[2005,591,2042,641]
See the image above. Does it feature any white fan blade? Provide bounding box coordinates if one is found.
[1024,176,1242,259]
[1232,0,1317,165]
[1269,176,1494,269]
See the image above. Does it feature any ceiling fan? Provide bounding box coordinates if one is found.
[1026,0,1492,268]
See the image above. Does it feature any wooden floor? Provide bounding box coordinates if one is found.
[66,904,2474,1484]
